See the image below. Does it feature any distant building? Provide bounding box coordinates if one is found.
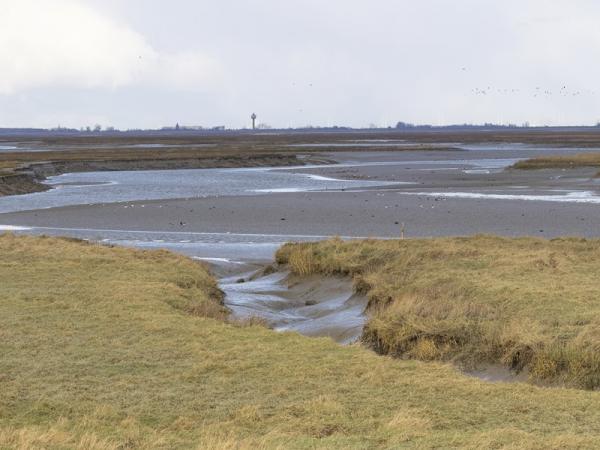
[251,113,257,130]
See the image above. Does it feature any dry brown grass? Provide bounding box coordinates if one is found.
[0,424,118,450]
[5,234,600,448]
[277,235,600,388]
[512,152,600,173]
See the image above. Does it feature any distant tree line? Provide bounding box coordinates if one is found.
[395,121,533,130]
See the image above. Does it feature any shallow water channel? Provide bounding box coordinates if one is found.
[220,267,367,344]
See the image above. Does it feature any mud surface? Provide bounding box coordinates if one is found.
[466,365,530,384]
[221,269,367,344]
[0,153,331,197]
[0,174,48,196]
[4,148,600,238]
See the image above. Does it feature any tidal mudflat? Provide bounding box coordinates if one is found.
[4,138,600,344]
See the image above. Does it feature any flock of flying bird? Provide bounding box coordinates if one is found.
[461,67,593,98]
[470,86,594,97]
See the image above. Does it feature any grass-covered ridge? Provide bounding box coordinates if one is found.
[4,234,600,448]
[277,235,600,389]
[511,152,600,173]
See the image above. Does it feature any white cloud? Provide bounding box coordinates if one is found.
[2,0,600,128]
[0,0,221,95]
[144,51,224,92]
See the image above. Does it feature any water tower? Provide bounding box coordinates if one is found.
[251,113,257,130]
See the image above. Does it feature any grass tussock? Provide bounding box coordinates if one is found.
[5,234,600,448]
[277,235,600,389]
[512,152,600,174]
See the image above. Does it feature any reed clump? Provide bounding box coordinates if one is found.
[277,235,600,388]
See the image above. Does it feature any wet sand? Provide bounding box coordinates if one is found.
[3,187,600,238]
[2,157,600,238]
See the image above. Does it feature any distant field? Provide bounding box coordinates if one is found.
[0,132,458,196]
[4,234,600,448]
[5,128,600,175]
[4,128,600,195]
[277,235,600,389]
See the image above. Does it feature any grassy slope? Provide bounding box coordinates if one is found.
[512,153,600,173]
[277,236,600,389]
[3,235,600,449]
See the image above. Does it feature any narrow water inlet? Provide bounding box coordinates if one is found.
[219,267,368,345]
[210,260,532,384]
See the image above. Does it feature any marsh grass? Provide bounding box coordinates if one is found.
[5,234,600,448]
[277,235,600,389]
[512,152,600,174]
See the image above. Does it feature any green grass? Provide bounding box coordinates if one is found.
[277,235,600,389]
[4,234,600,448]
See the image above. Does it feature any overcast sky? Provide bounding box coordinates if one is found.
[1,0,600,129]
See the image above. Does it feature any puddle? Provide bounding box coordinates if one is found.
[404,189,600,204]
[466,365,530,383]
